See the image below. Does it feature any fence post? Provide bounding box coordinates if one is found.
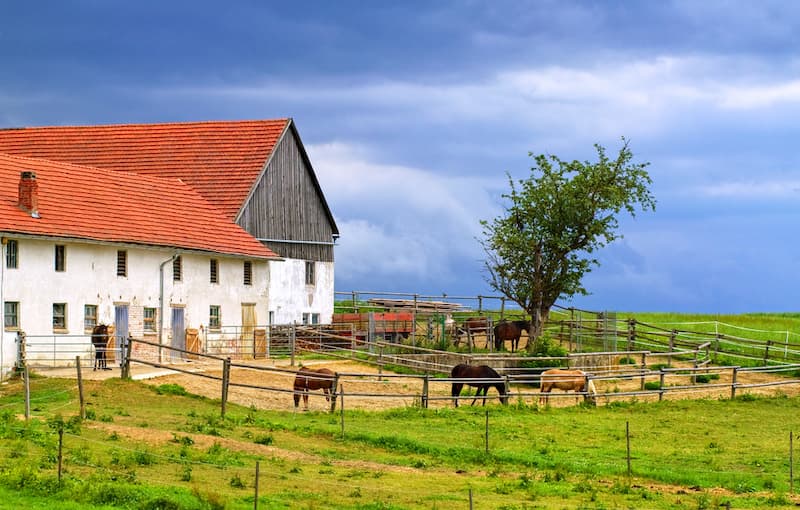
[24,365,30,421]
[76,356,85,419]
[340,384,345,438]
[57,424,64,483]
[658,369,665,402]
[764,340,771,366]
[378,346,383,381]
[730,367,738,399]
[254,461,260,510]
[290,324,296,367]
[330,374,340,413]
[626,421,632,479]
[15,331,26,375]
[627,320,636,352]
[484,410,489,455]
[669,330,676,367]
[221,357,231,418]
[122,335,133,380]
[422,375,429,409]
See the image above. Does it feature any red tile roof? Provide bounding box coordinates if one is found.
[0,153,280,259]
[0,119,290,220]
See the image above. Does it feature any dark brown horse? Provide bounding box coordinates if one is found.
[493,320,530,352]
[455,317,490,347]
[293,367,336,410]
[91,324,111,371]
[450,364,508,407]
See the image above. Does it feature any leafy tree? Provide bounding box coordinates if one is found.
[480,138,655,351]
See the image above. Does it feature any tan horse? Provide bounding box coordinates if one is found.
[539,369,597,406]
[293,367,336,410]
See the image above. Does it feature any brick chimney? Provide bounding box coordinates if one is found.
[18,171,40,218]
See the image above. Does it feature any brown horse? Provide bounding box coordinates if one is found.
[539,369,597,406]
[493,320,530,352]
[293,367,336,410]
[455,317,490,347]
[450,364,508,407]
[91,324,111,371]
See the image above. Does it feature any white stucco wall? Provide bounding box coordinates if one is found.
[268,258,334,325]
[0,237,270,376]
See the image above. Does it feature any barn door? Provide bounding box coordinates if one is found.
[241,304,256,358]
[171,307,185,360]
[113,305,129,367]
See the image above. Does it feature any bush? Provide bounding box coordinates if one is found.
[644,381,661,391]
[154,384,188,396]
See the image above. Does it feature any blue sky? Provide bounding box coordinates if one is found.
[3,1,799,313]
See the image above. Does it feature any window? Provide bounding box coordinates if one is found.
[143,307,156,332]
[53,303,67,330]
[209,305,221,329]
[305,261,315,285]
[311,313,320,325]
[243,261,252,286]
[116,250,127,277]
[302,313,309,325]
[84,305,98,330]
[5,240,17,269]
[4,302,19,329]
[173,256,182,281]
[55,245,66,272]
[210,259,219,283]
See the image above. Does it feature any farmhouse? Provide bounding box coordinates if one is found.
[0,120,339,377]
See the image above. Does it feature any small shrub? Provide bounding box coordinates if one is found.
[619,357,636,365]
[644,381,661,391]
[253,434,273,446]
[229,474,246,489]
[154,384,188,396]
[180,465,192,482]
[695,374,711,384]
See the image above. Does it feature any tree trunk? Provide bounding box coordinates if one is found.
[526,306,550,353]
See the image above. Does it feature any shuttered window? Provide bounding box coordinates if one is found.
[243,261,252,286]
[117,250,127,277]
[5,240,17,269]
[55,245,66,272]
[210,259,219,283]
[305,261,315,285]
[173,256,182,282]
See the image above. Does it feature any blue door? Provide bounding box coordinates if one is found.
[114,305,129,367]
[171,307,185,360]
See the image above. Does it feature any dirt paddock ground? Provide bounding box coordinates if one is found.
[37,357,800,411]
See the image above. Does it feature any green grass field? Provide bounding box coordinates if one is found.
[2,365,800,509]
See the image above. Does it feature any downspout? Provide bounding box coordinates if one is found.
[159,254,178,364]
[0,239,4,380]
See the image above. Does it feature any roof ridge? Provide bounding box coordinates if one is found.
[0,118,291,131]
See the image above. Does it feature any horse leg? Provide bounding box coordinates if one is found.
[471,386,486,406]
[451,383,463,408]
[303,390,309,411]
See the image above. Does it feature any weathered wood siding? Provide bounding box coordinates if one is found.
[238,127,336,262]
